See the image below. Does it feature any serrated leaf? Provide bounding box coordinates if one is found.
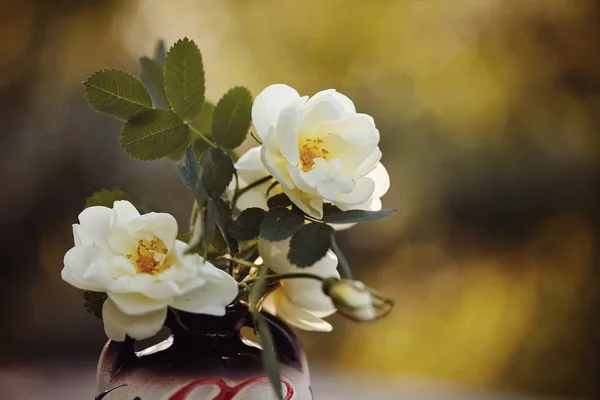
[140,56,169,109]
[209,197,238,255]
[154,39,167,66]
[84,69,152,120]
[288,222,334,267]
[177,147,200,191]
[323,208,396,224]
[259,207,304,242]
[200,148,235,198]
[212,86,252,149]
[267,193,292,209]
[191,102,215,156]
[83,291,107,319]
[120,109,190,161]
[190,101,214,136]
[85,189,128,208]
[229,208,267,241]
[164,38,205,121]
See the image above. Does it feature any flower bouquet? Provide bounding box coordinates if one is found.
[62,38,394,400]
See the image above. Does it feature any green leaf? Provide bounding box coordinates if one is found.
[229,207,267,241]
[85,189,127,208]
[209,197,238,255]
[254,313,284,400]
[191,102,215,156]
[177,232,190,242]
[212,86,252,149]
[164,38,205,121]
[322,203,343,216]
[323,208,396,224]
[259,207,304,242]
[248,264,283,400]
[267,193,292,209]
[120,109,190,161]
[200,148,235,198]
[154,39,167,66]
[190,101,214,136]
[83,291,107,319]
[177,147,200,191]
[288,222,334,267]
[140,56,169,109]
[84,69,152,120]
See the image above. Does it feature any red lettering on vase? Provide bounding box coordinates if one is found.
[168,376,294,400]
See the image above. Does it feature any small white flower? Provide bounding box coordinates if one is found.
[258,238,340,331]
[242,84,390,220]
[61,200,238,341]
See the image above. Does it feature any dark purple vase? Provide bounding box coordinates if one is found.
[96,303,313,399]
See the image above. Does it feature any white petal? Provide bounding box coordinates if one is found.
[112,200,140,224]
[107,201,140,255]
[252,84,300,139]
[283,186,323,219]
[297,96,347,135]
[171,265,237,315]
[77,206,112,250]
[268,289,333,332]
[355,147,383,178]
[102,298,167,341]
[108,292,169,316]
[128,212,178,250]
[258,238,339,275]
[327,114,379,145]
[304,89,356,114]
[260,136,295,189]
[319,177,375,207]
[276,106,302,165]
[62,246,106,291]
[235,146,265,171]
[366,162,390,199]
[107,224,137,256]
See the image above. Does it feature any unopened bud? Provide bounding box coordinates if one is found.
[322,278,393,322]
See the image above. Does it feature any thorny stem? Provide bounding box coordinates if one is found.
[187,124,216,148]
[231,175,272,211]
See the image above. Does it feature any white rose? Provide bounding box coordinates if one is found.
[258,238,340,331]
[244,84,390,220]
[61,200,238,341]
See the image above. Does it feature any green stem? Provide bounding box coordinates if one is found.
[170,308,190,330]
[231,175,272,211]
[217,255,259,269]
[244,272,325,285]
[330,234,353,279]
[189,201,199,234]
[188,124,216,148]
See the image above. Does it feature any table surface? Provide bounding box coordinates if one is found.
[0,360,566,400]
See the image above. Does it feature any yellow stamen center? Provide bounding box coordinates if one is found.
[127,238,170,275]
[299,137,329,172]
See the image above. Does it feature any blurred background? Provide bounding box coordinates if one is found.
[0,0,599,399]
